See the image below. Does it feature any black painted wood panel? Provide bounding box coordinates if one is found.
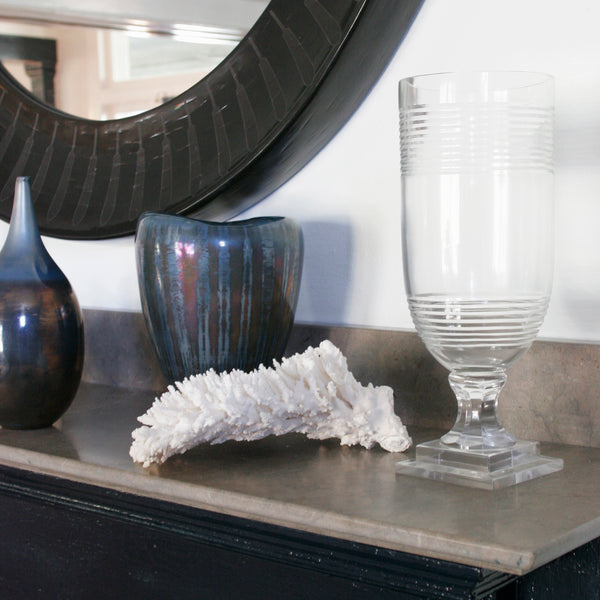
[0,465,513,599]
[515,537,600,600]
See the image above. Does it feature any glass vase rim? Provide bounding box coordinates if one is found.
[399,70,554,91]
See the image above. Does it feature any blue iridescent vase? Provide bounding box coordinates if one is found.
[0,177,84,428]
[135,213,303,383]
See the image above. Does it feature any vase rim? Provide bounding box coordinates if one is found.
[137,212,289,229]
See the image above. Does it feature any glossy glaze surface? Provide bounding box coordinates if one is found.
[0,178,83,428]
[136,214,303,382]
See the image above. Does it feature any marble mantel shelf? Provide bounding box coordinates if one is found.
[0,381,598,577]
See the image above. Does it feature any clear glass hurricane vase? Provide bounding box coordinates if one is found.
[395,72,563,489]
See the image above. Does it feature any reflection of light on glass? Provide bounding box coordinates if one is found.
[126,31,153,39]
[219,240,226,248]
[172,24,243,45]
[493,173,509,282]
[175,241,195,257]
[125,22,152,37]
[122,22,243,45]
[173,23,241,35]
[440,174,460,277]
[19,314,26,328]
[172,35,238,46]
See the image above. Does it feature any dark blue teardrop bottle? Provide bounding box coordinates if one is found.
[0,177,84,428]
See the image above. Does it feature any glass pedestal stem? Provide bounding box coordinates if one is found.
[441,368,516,450]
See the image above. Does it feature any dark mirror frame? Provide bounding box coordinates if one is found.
[0,0,422,239]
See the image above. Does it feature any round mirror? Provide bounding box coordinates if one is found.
[0,0,423,239]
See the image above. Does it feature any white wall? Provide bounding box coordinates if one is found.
[2,0,600,343]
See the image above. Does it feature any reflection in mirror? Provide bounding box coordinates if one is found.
[0,8,268,120]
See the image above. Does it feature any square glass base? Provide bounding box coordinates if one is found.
[395,439,563,490]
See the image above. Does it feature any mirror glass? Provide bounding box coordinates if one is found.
[0,6,268,119]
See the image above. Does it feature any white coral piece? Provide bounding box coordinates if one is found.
[130,340,411,467]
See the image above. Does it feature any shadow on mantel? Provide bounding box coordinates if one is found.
[82,308,600,450]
